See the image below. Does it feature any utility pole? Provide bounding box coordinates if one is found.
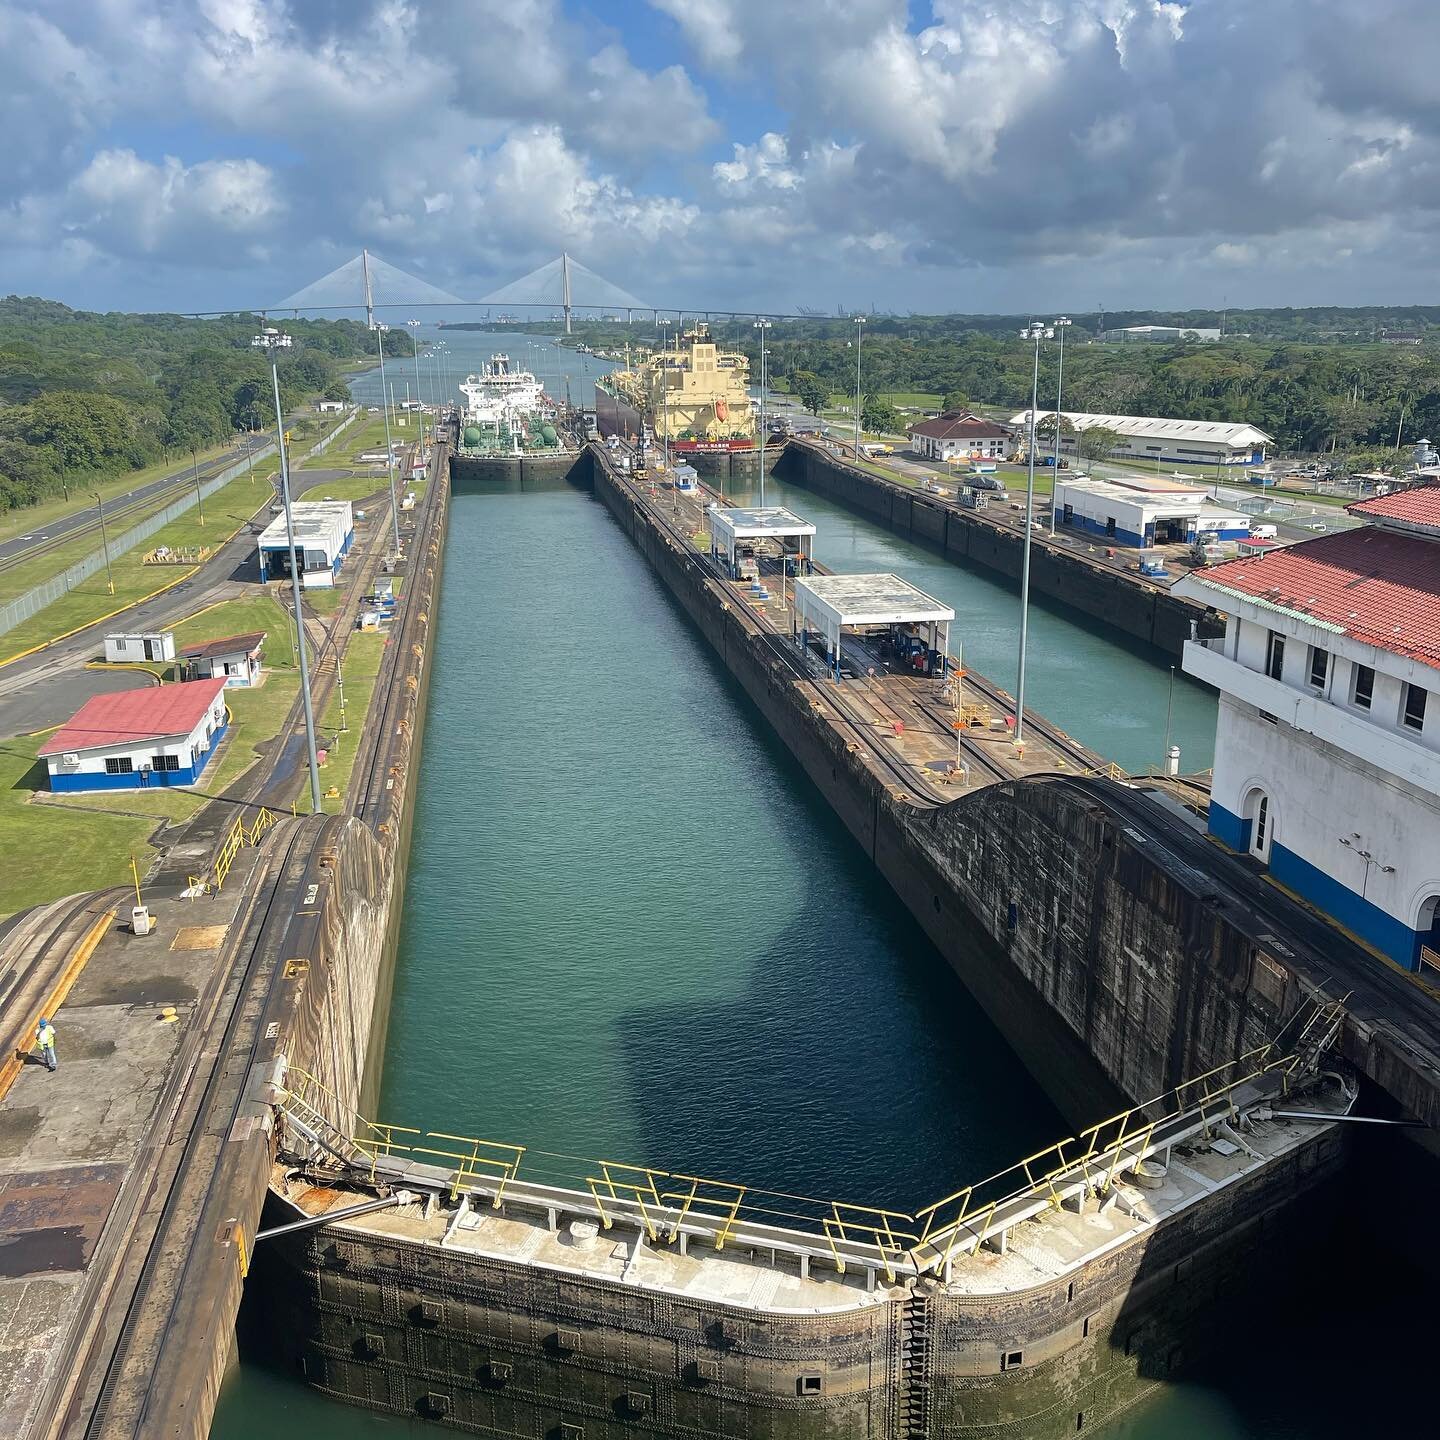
[374,323,402,551]
[1014,321,1054,748]
[754,319,772,505]
[853,315,866,460]
[191,446,205,525]
[94,492,114,594]
[1049,317,1071,534]
[252,327,323,815]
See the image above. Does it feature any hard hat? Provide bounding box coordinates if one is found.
[38,1017,48,1025]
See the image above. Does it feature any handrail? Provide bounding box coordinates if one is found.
[273,1000,1345,1283]
[188,804,281,896]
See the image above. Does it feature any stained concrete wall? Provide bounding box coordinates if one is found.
[777,443,1219,660]
[587,450,1286,1111]
[252,1124,1346,1440]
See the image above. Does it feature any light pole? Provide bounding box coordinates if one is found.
[656,318,671,468]
[191,445,205,525]
[1338,833,1396,900]
[373,323,402,551]
[1014,321,1053,748]
[1049,316,1071,534]
[754,319,772,505]
[407,320,424,425]
[853,315,866,460]
[93,491,114,594]
[251,327,323,815]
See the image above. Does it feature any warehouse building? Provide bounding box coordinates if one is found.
[1099,325,1223,342]
[40,679,229,793]
[256,500,354,588]
[1053,476,1250,548]
[1175,486,1440,972]
[1009,410,1271,466]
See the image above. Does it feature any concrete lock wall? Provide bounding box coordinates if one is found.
[235,445,1354,1440]
[775,443,1219,660]
[251,1119,1347,1440]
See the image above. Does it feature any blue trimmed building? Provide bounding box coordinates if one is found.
[41,678,229,792]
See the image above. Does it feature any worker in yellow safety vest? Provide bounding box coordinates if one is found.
[36,1017,57,1072]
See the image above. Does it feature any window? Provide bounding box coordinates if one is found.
[151,754,180,772]
[1352,664,1375,710]
[104,756,133,775]
[1308,646,1328,689]
[1253,796,1269,855]
[1001,1350,1025,1371]
[1265,630,1285,680]
[1105,517,1117,537]
[1403,684,1428,732]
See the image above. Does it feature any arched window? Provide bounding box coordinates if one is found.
[1243,788,1273,863]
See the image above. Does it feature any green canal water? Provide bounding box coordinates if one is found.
[214,342,1423,1437]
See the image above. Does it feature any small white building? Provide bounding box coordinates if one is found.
[1009,410,1272,466]
[908,412,1012,461]
[316,399,347,413]
[40,678,229,793]
[103,631,176,664]
[181,631,266,688]
[1053,476,1250,548]
[1175,485,1440,973]
[256,500,354,588]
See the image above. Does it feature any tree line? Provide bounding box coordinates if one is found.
[0,297,413,513]
[553,312,1440,466]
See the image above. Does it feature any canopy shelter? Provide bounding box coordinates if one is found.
[793,572,954,681]
[709,506,816,572]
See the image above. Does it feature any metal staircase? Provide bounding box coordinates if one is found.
[275,1083,367,1171]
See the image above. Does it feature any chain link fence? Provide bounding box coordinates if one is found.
[0,410,360,640]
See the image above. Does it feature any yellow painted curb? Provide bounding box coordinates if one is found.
[0,904,115,1103]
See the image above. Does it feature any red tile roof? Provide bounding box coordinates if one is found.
[1346,483,1440,535]
[39,678,227,757]
[909,415,1011,441]
[179,630,266,661]
[1187,527,1440,668]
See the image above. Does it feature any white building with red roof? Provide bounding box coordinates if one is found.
[907,411,1012,462]
[39,678,229,793]
[1174,485,1440,973]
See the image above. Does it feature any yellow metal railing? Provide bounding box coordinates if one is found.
[274,1004,1342,1282]
[189,805,280,895]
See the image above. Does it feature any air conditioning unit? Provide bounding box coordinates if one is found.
[62,752,80,766]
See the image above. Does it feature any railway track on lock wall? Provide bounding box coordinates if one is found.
[626,469,951,808]
[41,816,324,1439]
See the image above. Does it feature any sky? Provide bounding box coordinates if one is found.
[3,0,1439,318]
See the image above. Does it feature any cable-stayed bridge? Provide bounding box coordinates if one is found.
[191,250,833,325]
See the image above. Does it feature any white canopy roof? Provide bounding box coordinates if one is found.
[794,573,954,629]
[1008,409,1272,447]
[710,505,817,542]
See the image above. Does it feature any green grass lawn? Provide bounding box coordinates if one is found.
[0,734,161,918]
[41,595,305,832]
[879,392,943,409]
[301,417,397,471]
[0,466,281,660]
[296,631,386,813]
[299,475,389,504]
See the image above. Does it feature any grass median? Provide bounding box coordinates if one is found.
[0,463,281,661]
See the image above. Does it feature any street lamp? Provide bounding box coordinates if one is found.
[1338,833,1396,900]
[92,491,114,594]
[1014,320,1054,749]
[190,445,205,526]
[407,319,424,421]
[853,315,866,460]
[656,318,672,468]
[373,323,402,551]
[1049,317,1072,535]
[251,327,323,815]
[754,319,773,505]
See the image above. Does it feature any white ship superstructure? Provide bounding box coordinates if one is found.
[459,354,549,432]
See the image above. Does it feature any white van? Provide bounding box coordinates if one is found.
[1249,523,1278,540]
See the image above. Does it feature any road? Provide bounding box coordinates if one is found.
[0,466,352,740]
[0,434,274,574]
